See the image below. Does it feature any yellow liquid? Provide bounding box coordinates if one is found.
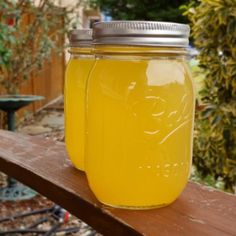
[86,51,195,208]
[65,51,94,171]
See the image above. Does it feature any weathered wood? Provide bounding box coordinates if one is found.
[0,130,236,236]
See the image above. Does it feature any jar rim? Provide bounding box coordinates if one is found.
[69,28,93,47]
[93,21,190,48]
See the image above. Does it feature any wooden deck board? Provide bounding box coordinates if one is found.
[0,130,235,236]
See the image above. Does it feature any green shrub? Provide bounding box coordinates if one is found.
[0,0,82,94]
[188,0,236,192]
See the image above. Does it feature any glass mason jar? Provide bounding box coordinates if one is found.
[65,29,94,171]
[86,21,195,209]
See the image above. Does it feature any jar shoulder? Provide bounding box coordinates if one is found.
[90,58,193,86]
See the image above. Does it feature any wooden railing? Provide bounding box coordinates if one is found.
[0,130,236,236]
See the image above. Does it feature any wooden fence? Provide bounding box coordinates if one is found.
[0,50,65,129]
[0,11,65,129]
[20,50,65,113]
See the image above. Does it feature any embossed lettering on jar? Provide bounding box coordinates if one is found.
[65,29,94,171]
[86,21,195,209]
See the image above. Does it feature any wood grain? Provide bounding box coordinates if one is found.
[0,130,235,236]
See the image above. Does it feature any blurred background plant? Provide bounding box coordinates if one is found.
[90,0,193,23]
[0,0,84,95]
[187,0,236,192]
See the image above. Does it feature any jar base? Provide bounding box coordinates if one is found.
[100,200,170,210]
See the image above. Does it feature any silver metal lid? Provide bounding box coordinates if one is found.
[69,29,92,47]
[93,21,190,47]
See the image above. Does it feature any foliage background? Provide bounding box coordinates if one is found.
[90,0,192,23]
[0,0,82,94]
[188,0,236,192]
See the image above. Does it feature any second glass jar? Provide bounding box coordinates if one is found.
[65,29,94,171]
